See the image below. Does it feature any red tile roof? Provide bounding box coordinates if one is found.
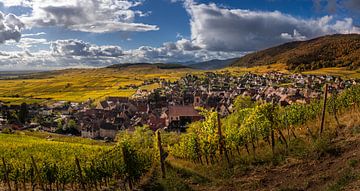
[169,105,200,117]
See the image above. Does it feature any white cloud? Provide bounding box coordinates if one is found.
[0,0,31,7]
[22,32,46,37]
[4,0,159,33]
[0,50,123,71]
[18,37,48,49]
[185,1,360,52]
[4,36,49,50]
[0,12,25,44]
[281,29,307,41]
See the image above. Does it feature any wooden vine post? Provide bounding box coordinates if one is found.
[156,130,166,178]
[2,157,11,191]
[22,164,26,191]
[121,146,133,190]
[30,156,45,191]
[75,157,86,191]
[217,113,231,167]
[320,84,328,136]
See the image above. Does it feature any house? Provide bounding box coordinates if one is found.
[167,105,201,129]
[97,101,110,110]
[148,112,166,130]
[99,122,118,139]
[107,96,129,103]
[81,124,100,139]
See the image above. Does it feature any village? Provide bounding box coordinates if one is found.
[0,71,358,141]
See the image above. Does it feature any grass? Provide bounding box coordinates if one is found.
[327,169,358,191]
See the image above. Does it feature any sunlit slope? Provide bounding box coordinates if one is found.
[0,65,194,104]
[231,34,360,71]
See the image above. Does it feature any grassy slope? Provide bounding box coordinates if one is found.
[144,107,360,191]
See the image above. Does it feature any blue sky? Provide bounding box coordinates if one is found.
[0,0,359,70]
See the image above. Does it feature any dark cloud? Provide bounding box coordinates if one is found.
[0,12,24,44]
[50,39,123,57]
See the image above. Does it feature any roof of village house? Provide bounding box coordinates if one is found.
[168,105,201,117]
[99,122,117,130]
[107,96,129,103]
[99,101,109,109]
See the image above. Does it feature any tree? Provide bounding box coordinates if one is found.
[18,103,29,124]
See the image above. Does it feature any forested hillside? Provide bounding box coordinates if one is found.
[231,34,360,71]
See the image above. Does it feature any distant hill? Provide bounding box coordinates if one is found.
[231,34,360,71]
[107,60,237,70]
[188,58,239,70]
[107,63,190,70]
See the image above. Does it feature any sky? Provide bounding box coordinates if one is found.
[0,0,359,70]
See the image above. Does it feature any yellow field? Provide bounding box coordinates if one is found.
[221,63,290,74]
[302,67,360,79]
[0,66,194,105]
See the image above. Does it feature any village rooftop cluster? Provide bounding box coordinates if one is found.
[0,71,358,140]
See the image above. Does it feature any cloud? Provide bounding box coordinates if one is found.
[2,0,360,70]
[281,29,307,41]
[17,37,49,49]
[22,32,46,37]
[50,39,123,57]
[5,0,159,33]
[185,1,360,52]
[0,12,25,44]
[0,36,246,70]
[0,0,31,7]
[121,38,244,63]
[0,49,124,71]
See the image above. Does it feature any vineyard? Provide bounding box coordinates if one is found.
[1,85,360,190]
[169,84,360,165]
[0,129,159,191]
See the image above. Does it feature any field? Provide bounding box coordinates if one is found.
[0,65,195,105]
[303,67,360,79]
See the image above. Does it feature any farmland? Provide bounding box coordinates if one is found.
[0,65,195,105]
